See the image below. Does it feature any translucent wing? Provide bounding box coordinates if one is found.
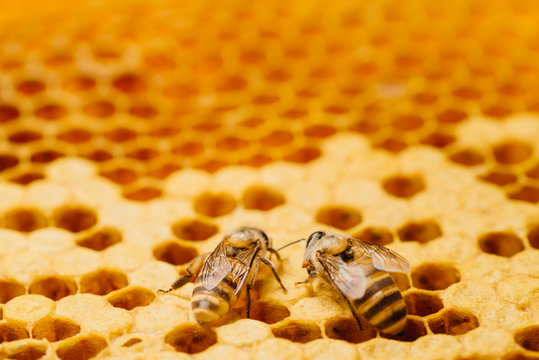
[228,245,260,297]
[351,238,411,273]
[317,253,367,299]
[200,241,231,290]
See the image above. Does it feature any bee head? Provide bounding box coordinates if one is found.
[226,226,269,249]
[303,231,348,267]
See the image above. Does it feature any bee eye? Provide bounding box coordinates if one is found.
[307,231,325,246]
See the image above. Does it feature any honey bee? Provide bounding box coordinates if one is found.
[159,227,287,323]
[299,231,410,335]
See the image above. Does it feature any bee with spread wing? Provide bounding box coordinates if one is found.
[159,227,287,323]
[300,231,410,335]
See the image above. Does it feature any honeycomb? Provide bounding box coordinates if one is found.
[1,0,539,358]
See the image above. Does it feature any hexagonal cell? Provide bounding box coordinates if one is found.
[106,286,155,310]
[354,226,394,246]
[260,130,294,146]
[104,127,137,142]
[152,241,199,265]
[242,186,285,211]
[323,316,376,344]
[123,186,163,202]
[526,163,539,179]
[412,263,460,290]
[380,317,428,342]
[164,323,217,354]
[508,185,539,204]
[0,153,19,171]
[4,342,47,360]
[375,137,408,153]
[0,322,29,343]
[404,291,444,316]
[113,73,146,92]
[76,227,122,251]
[271,319,322,343]
[79,268,128,296]
[283,147,321,163]
[249,300,290,324]
[147,163,182,179]
[515,326,539,352]
[57,128,92,144]
[82,100,116,118]
[10,172,45,185]
[428,308,479,335]
[478,232,525,257]
[304,124,337,138]
[53,206,97,233]
[216,136,249,151]
[8,129,43,144]
[129,104,158,118]
[382,174,425,198]
[172,219,218,241]
[392,114,424,131]
[29,276,77,301]
[125,148,160,162]
[0,280,26,304]
[391,273,411,292]
[348,119,380,134]
[193,192,236,217]
[420,132,455,148]
[81,149,113,163]
[315,206,362,230]
[171,142,205,156]
[0,104,20,123]
[30,149,65,163]
[397,219,442,243]
[56,334,108,360]
[449,148,485,167]
[239,154,274,168]
[4,208,48,232]
[492,141,533,165]
[479,170,518,186]
[32,316,80,341]
[195,159,229,173]
[100,167,138,185]
[63,76,96,92]
[34,104,68,120]
[527,225,539,250]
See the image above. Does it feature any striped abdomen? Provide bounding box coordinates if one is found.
[191,275,238,324]
[352,261,407,335]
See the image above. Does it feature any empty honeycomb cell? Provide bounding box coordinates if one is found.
[193,192,236,218]
[148,126,181,138]
[480,170,518,186]
[323,317,376,344]
[129,104,158,118]
[0,322,29,343]
[478,232,525,257]
[527,163,539,179]
[16,80,45,95]
[34,104,68,120]
[348,120,380,134]
[63,76,96,92]
[315,206,362,230]
[527,225,539,249]
[106,286,155,310]
[281,108,308,119]
[404,291,444,316]
[271,319,322,344]
[82,149,113,163]
[453,86,482,100]
[152,241,198,265]
[249,301,291,324]
[354,226,394,246]
[216,136,249,151]
[164,323,217,354]
[428,309,479,335]
[104,127,137,143]
[515,326,539,352]
[53,206,97,233]
[304,125,337,138]
[412,92,438,105]
[192,122,221,132]
[171,219,218,241]
[397,219,442,243]
[30,149,64,163]
[239,154,274,168]
[0,280,25,304]
[382,174,425,198]
[163,83,198,98]
[375,138,409,153]
[4,208,48,232]
[392,114,425,131]
[252,95,279,105]
[57,128,92,144]
[8,130,43,144]
[412,263,460,290]
[83,100,116,118]
[260,130,294,147]
[437,108,467,124]
[195,159,229,174]
[56,334,108,360]
[266,69,292,82]
[76,227,122,251]
[101,167,138,185]
[147,163,182,179]
[450,149,485,167]
[10,172,45,185]
[217,76,248,92]
[113,74,146,93]
[492,141,533,165]
[0,154,19,171]
[32,316,80,341]
[123,186,163,202]
[482,105,513,119]
[5,342,47,360]
[125,148,159,161]
[122,337,142,347]
[0,105,20,123]
[508,185,539,203]
[381,317,428,342]
[242,186,285,211]
[29,276,77,301]
[420,132,456,148]
[172,142,205,156]
[79,268,128,296]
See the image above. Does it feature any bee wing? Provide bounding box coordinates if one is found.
[352,238,411,273]
[317,253,367,299]
[229,246,260,297]
[200,241,232,290]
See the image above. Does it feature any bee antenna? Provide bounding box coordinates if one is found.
[276,238,306,251]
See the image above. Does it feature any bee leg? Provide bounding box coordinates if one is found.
[295,268,317,286]
[267,247,281,262]
[158,252,210,293]
[259,257,287,294]
[157,274,193,293]
[344,297,364,331]
[246,260,259,319]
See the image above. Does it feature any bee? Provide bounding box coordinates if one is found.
[299,230,410,335]
[159,227,287,323]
